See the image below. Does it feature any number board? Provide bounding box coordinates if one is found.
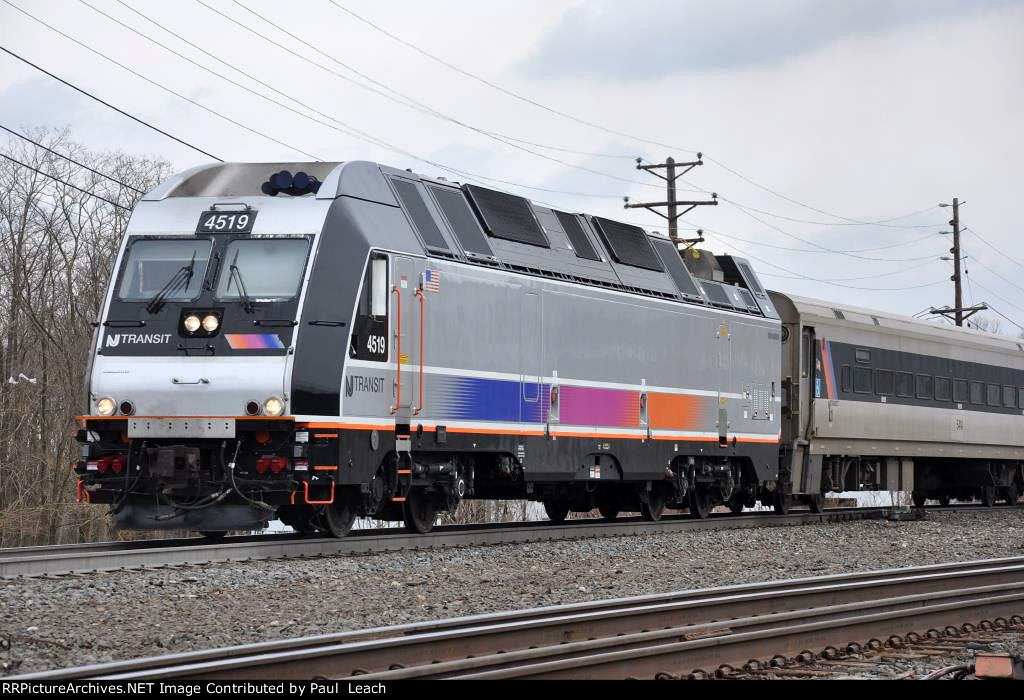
[196,210,257,234]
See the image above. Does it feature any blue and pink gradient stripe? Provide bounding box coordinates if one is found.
[225,333,285,350]
[430,375,641,426]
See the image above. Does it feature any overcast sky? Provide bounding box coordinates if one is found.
[1,0,1022,330]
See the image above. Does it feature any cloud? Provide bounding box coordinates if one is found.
[523,0,1023,79]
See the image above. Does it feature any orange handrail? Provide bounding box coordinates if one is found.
[414,288,425,416]
[303,480,335,505]
[390,284,401,415]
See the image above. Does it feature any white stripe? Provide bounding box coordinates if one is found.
[346,358,760,401]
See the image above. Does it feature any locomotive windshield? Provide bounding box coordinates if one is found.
[214,238,310,301]
[117,238,213,301]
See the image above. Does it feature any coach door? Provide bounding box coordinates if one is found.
[391,256,422,420]
[521,292,542,418]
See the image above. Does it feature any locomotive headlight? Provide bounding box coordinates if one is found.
[263,396,285,417]
[201,314,220,333]
[96,396,117,416]
[183,314,201,333]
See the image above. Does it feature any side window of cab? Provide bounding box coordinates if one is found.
[350,255,389,361]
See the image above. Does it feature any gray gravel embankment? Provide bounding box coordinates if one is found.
[2,509,1023,675]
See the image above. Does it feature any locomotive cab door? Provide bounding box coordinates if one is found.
[391,255,422,420]
[717,320,732,444]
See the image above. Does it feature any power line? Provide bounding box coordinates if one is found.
[985,304,1024,335]
[196,0,687,193]
[325,1,944,228]
[964,226,1024,273]
[968,256,1024,296]
[324,0,701,157]
[2,0,321,160]
[716,198,941,229]
[0,45,221,162]
[724,199,944,263]
[76,0,663,204]
[758,257,938,282]
[0,151,131,209]
[971,279,1024,313]
[699,226,941,255]
[700,226,947,292]
[0,123,144,193]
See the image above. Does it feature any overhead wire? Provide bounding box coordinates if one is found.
[0,45,221,161]
[194,0,694,193]
[66,0,671,204]
[0,123,145,193]
[0,151,132,209]
[324,0,700,156]
[1,0,320,159]
[325,0,945,228]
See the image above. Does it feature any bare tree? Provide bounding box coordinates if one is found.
[0,127,171,545]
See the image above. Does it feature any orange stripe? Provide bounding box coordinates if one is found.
[648,393,707,431]
[314,465,338,471]
[312,433,338,439]
[79,415,294,422]
[391,497,406,503]
[294,421,778,444]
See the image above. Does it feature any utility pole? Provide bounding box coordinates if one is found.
[624,154,718,244]
[930,197,986,326]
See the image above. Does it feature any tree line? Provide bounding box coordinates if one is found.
[0,127,170,545]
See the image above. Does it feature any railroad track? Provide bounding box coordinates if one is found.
[13,556,1024,680]
[0,504,1014,579]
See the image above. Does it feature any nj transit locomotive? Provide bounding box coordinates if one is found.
[75,161,1023,537]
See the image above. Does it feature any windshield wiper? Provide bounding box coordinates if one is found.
[145,252,196,314]
[228,250,255,314]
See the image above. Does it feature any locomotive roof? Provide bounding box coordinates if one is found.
[141,160,777,320]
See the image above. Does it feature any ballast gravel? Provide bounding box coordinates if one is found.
[2,509,1023,675]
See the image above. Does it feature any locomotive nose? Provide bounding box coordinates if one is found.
[89,354,289,418]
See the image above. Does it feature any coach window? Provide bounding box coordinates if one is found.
[875,369,894,396]
[840,366,852,393]
[854,367,872,394]
[987,383,1001,407]
[1019,388,1024,410]
[855,348,871,364]
[916,374,933,400]
[895,372,913,398]
[970,381,985,405]
[1003,385,1017,408]
[954,379,968,404]
[935,377,952,402]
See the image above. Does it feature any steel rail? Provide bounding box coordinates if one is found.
[0,506,891,579]
[13,556,1024,680]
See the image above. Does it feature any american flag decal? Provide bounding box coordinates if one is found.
[423,268,441,293]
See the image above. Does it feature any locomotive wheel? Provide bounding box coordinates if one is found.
[689,486,713,520]
[1003,487,1018,505]
[324,498,356,538]
[199,530,226,541]
[640,489,666,522]
[772,490,792,515]
[807,493,825,514]
[912,492,927,508]
[598,501,619,521]
[981,486,996,508]
[544,499,570,523]
[403,488,437,534]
